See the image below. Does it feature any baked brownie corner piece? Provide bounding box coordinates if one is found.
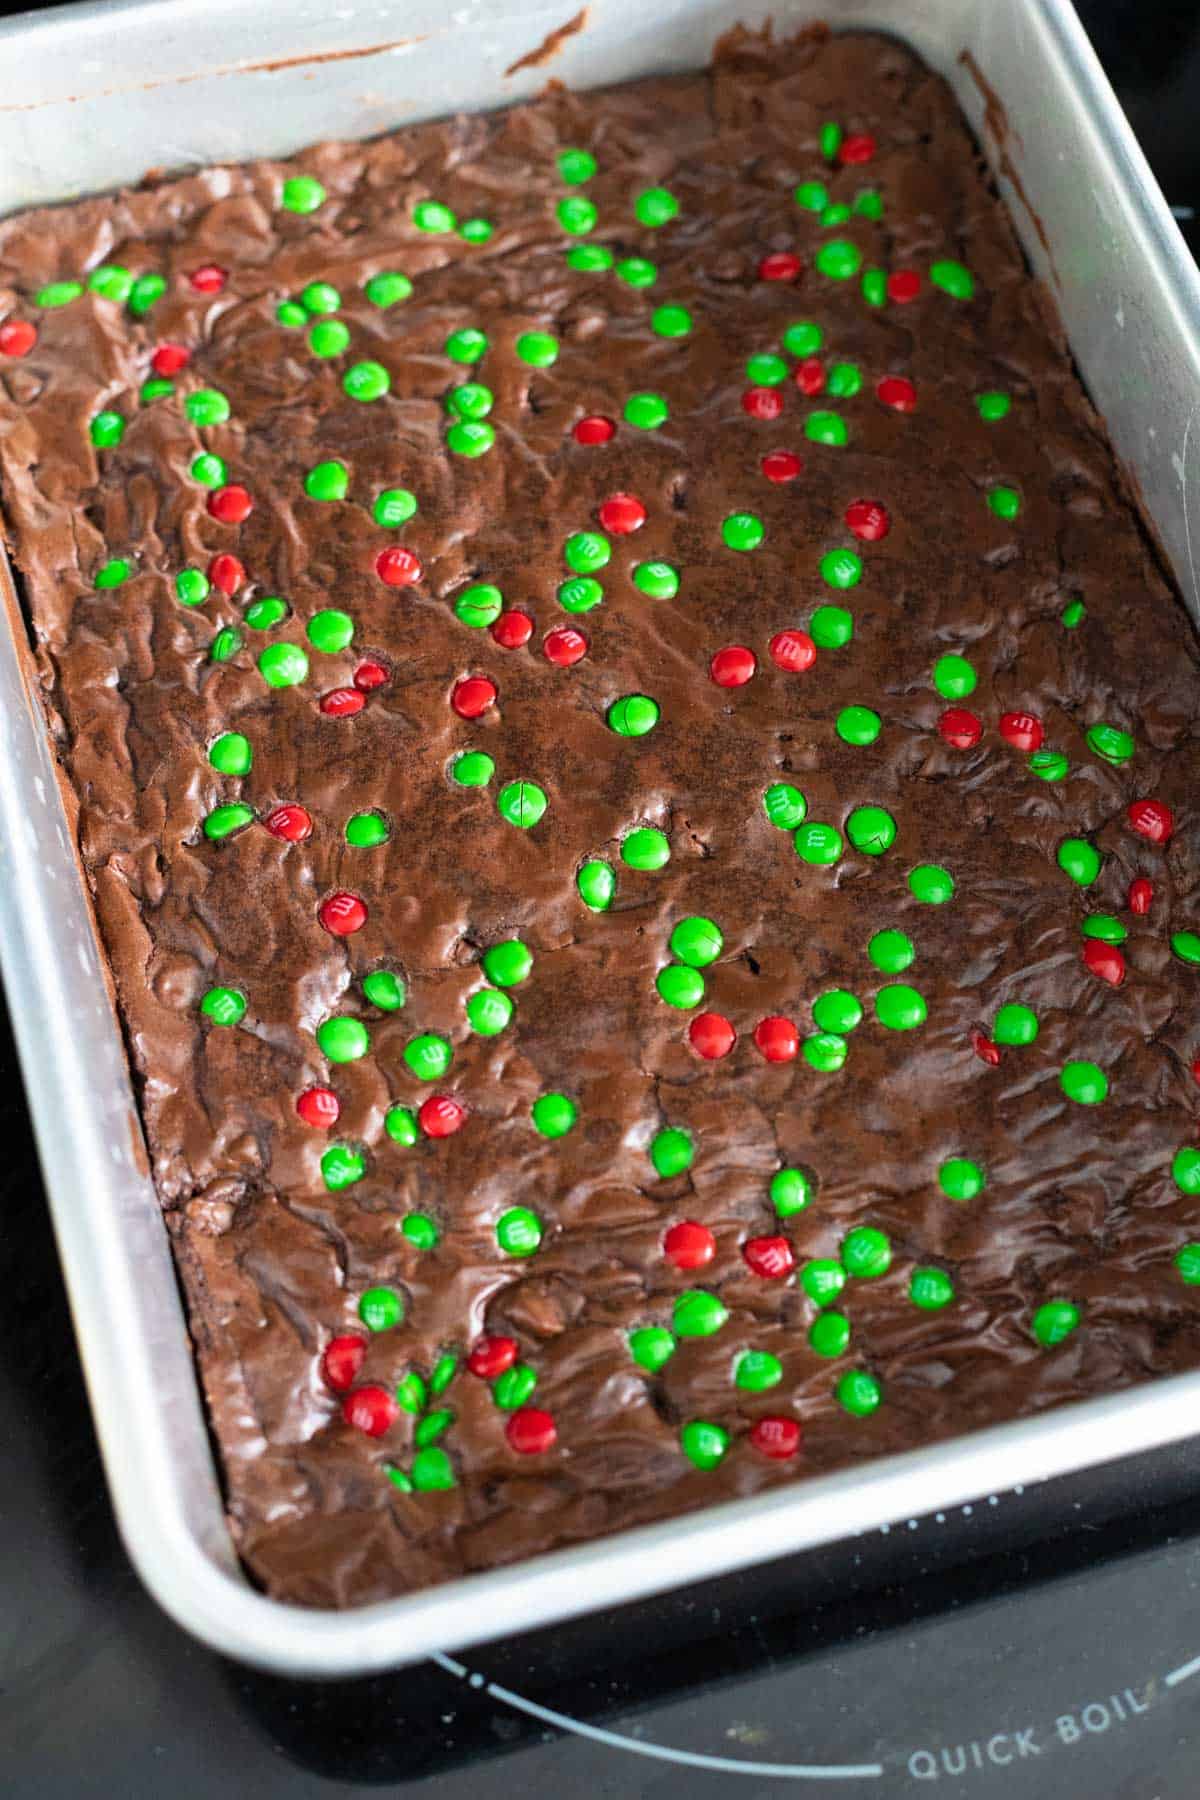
[3,26,1200,1608]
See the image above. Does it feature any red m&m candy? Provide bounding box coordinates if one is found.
[375,546,422,587]
[452,675,497,719]
[876,374,916,413]
[769,629,816,672]
[209,484,253,524]
[1127,798,1174,845]
[838,133,876,165]
[343,1385,399,1437]
[689,1012,736,1059]
[544,625,588,666]
[491,609,533,649]
[743,386,784,420]
[506,1407,557,1454]
[320,686,366,717]
[0,319,37,357]
[710,645,756,688]
[938,708,982,749]
[297,1086,340,1129]
[750,1416,801,1459]
[419,1095,466,1137]
[264,803,313,841]
[468,1336,518,1379]
[664,1221,716,1270]
[761,450,803,483]
[759,251,802,283]
[574,414,616,445]
[208,552,244,595]
[599,492,646,534]
[151,341,190,375]
[354,658,389,691]
[742,1235,796,1280]
[887,270,921,304]
[844,498,890,542]
[1083,939,1125,987]
[189,264,228,294]
[999,711,1044,752]
[794,358,826,396]
[1129,877,1154,915]
[972,1030,1001,1067]
[319,890,367,935]
[321,1335,366,1392]
[754,1016,798,1063]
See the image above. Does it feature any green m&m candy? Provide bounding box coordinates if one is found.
[385,1106,418,1146]
[365,271,412,307]
[816,240,862,280]
[837,705,881,745]
[90,411,125,448]
[300,280,340,315]
[497,781,548,829]
[363,970,406,1011]
[674,1290,728,1338]
[853,189,884,218]
[403,1033,452,1081]
[680,1420,729,1470]
[557,196,597,234]
[794,181,828,212]
[566,244,614,272]
[632,561,679,599]
[466,988,513,1036]
[346,810,388,847]
[876,984,927,1030]
[516,331,558,367]
[209,628,242,664]
[564,530,610,573]
[801,1259,845,1306]
[88,264,133,302]
[736,1350,782,1392]
[577,859,615,910]
[457,220,492,245]
[1172,1148,1200,1194]
[723,512,764,551]
[309,319,350,358]
[559,576,603,613]
[1081,915,1127,943]
[276,300,307,328]
[455,583,503,627]
[622,827,670,871]
[652,305,692,337]
[827,362,863,398]
[128,272,166,316]
[1029,750,1069,782]
[532,1093,578,1138]
[771,1167,813,1218]
[608,695,660,737]
[994,1002,1038,1045]
[988,484,1021,520]
[317,1017,370,1063]
[1058,838,1101,886]
[1172,932,1200,964]
[746,352,789,387]
[414,199,456,232]
[868,929,914,974]
[933,654,976,699]
[140,377,174,404]
[763,783,807,829]
[307,609,354,653]
[208,732,252,775]
[1032,1299,1079,1346]
[977,391,1011,421]
[321,1144,365,1190]
[812,990,862,1034]
[1175,1245,1200,1285]
[36,280,83,308]
[616,257,657,287]
[1061,1060,1108,1104]
[483,939,532,987]
[909,864,955,904]
[359,1286,403,1332]
[494,1365,537,1410]
[395,1371,426,1415]
[497,1206,543,1255]
[416,1409,454,1447]
[451,750,495,787]
[810,605,853,648]
[281,175,325,213]
[930,259,975,299]
[806,412,849,448]
[305,460,349,502]
[629,1326,676,1373]
[810,1312,851,1357]
[794,822,843,865]
[445,326,489,364]
[670,916,722,967]
[635,187,679,227]
[344,360,389,401]
[783,320,823,357]
[846,805,896,856]
[836,1370,882,1416]
[245,597,287,629]
[1062,598,1086,629]
[411,1447,455,1491]
[940,1157,985,1201]
[910,1267,955,1310]
[558,147,597,184]
[650,1126,693,1178]
[624,393,669,430]
[175,568,209,606]
[258,643,308,687]
[185,388,230,426]
[803,1033,848,1072]
[1086,722,1135,765]
[200,986,246,1026]
[191,452,226,487]
[203,803,254,840]
[842,1226,892,1278]
[656,965,705,1009]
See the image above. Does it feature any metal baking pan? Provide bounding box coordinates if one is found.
[2,0,1199,1677]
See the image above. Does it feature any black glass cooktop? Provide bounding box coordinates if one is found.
[3,3,1200,1795]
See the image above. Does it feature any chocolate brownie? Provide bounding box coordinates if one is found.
[3,24,1200,1609]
